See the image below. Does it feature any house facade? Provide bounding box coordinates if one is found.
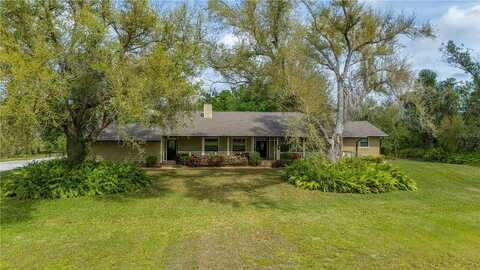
[92,104,388,163]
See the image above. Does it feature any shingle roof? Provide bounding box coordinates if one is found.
[96,112,387,141]
[342,121,388,137]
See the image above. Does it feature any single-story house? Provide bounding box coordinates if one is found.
[92,104,387,163]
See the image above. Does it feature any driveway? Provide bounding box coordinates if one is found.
[0,157,57,172]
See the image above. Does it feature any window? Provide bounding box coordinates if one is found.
[204,138,218,151]
[359,137,369,148]
[232,138,246,152]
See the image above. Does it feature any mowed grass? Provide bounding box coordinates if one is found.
[1,160,479,269]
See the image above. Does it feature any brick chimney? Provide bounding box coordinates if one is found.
[203,103,213,119]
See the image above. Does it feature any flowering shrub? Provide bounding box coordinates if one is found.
[223,155,248,166]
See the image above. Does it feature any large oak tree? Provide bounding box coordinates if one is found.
[0,0,203,162]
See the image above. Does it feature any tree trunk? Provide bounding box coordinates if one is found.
[66,132,87,163]
[329,79,346,162]
[328,127,343,162]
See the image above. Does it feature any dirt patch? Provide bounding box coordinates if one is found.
[164,229,297,269]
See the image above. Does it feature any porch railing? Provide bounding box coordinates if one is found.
[177,150,306,159]
[177,151,249,157]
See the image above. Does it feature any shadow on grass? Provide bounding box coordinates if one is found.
[0,199,36,226]
[93,173,174,203]
[159,169,287,209]
[0,169,289,225]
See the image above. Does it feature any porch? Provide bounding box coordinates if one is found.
[159,136,305,163]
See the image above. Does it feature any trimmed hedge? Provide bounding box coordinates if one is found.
[284,156,416,194]
[1,159,150,199]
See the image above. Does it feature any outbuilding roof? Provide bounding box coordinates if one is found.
[342,121,388,137]
[96,112,387,141]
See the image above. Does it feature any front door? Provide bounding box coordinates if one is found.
[255,140,268,159]
[167,139,177,160]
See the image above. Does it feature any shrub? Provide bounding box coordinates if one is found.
[280,152,294,160]
[446,152,480,166]
[280,152,301,161]
[208,155,225,167]
[224,155,248,166]
[422,148,447,162]
[188,154,225,167]
[272,160,287,168]
[283,155,416,194]
[177,153,190,165]
[189,155,207,167]
[398,148,480,166]
[1,159,150,199]
[145,156,158,167]
[249,152,262,166]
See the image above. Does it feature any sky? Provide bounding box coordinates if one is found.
[366,0,480,81]
[202,0,480,91]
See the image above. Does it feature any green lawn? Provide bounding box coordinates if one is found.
[1,160,479,269]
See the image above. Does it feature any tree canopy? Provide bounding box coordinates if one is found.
[205,0,300,111]
[0,0,203,161]
[355,43,480,156]
[1,0,477,162]
[299,0,433,161]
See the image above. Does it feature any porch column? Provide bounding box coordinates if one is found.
[160,136,163,163]
[202,137,205,155]
[227,136,230,156]
[276,137,279,160]
[274,138,276,159]
[268,137,272,160]
[302,138,306,158]
[165,138,168,161]
[251,136,255,153]
[273,138,276,160]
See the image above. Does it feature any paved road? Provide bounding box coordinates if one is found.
[0,157,57,172]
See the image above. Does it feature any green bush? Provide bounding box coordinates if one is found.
[446,152,480,166]
[145,156,158,167]
[249,152,262,166]
[398,148,480,166]
[1,159,150,199]
[177,153,190,165]
[283,155,416,194]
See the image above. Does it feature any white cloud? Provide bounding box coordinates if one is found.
[403,5,480,80]
[440,5,480,41]
[219,33,240,48]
